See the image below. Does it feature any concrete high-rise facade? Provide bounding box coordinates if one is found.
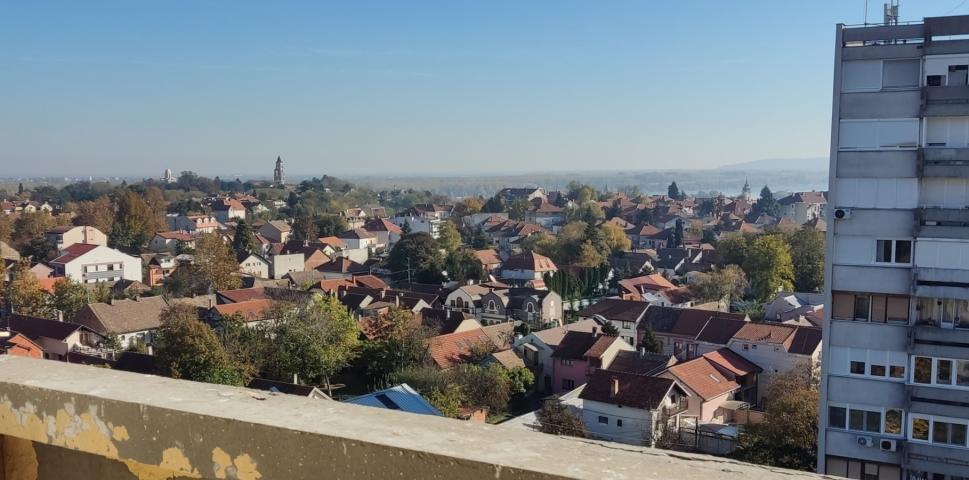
[820,15,969,480]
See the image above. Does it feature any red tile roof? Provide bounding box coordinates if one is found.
[664,356,740,401]
[580,370,678,410]
[50,243,99,265]
[503,251,557,272]
[213,299,274,323]
[217,287,268,303]
[702,348,762,377]
[427,328,496,369]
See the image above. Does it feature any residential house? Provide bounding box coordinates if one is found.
[445,283,508,315]
[168,214,220,234]
[237,252,271,278]
[210,198,247,223]
[345,384,442,417]
[73,295,215,350]
[317,257,369,279]
[389,213,443,239]
[550,331,633,393]
[762,292,824,326]
[0,314,104,361]
[659,354,742,424]
[577,370,689,446]
[427,328,497,369]
[258,220,292,244]
[473,249,502,274]
[362,218,402,250]
[144,254,177,287]
[617,274,675,301]
[777,191,827,225]
[478,288,563,328]
[0,332,43,358]
[641,286,699,308]
[499,251,557,288]
[268,252,305,280]
[639,306,749,360]
[338,228,378,251]
[700,348,761,405]
[577,299,651,347]
[727,323,822,402]
[485,220,549,254]
[209,299,276,328]
[606,350,677,377]
[512,319,599,393]
[45,225,107,251]
[149,231,196,252]
[50,244,143,284]
[278,241,332,271]
[525,201,566,228]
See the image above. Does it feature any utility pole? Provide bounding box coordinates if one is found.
[407,257,411,284]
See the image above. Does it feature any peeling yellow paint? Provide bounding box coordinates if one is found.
[0,400,50,443]
[3,436,39,480]
[123,448,201,480]
[212,447,232,478]
[212,447,262,480]
[111,425,130,441]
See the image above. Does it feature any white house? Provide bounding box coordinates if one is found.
[211,198,247,223]
[389,214,442,239]
[576,370,689,447]
[269,252,305,280]
[49,244,142,284]
[45,225,108,251]
[777,191,826,225]
[338,229,378,251]
[500,251,557,287]
[726,323,822,403]
[238,252,271,278]
[512,319,599,393]
[149,231,196,252]
[167,214,220,234]
[258,220,292,244]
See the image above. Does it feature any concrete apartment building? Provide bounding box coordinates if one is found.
[820,15,969,480]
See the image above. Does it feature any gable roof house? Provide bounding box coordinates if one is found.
[576,369,689,447]
[345,384,442,417]
[149,231,198,253]
[50,244,143,284]
[550,331,633,393]
[497,187,547,204]
[512,319,599,393]
[659,354,742,423]
[426,328,497,369]
[474,249,502,273]
[258,220,292,244]
[500,251,557,288]
[639,306,749,360]
[361,218,403,250]
[777,191,827,225]
[524,201,566,229]
[478,287,563,328]
[618,274,675,301]
[727,323,822,403]
[72,295,216,350]
[0,314,104,361]
[576,299,651,348]
[210,198,247,223]
[167,214,220,234]
[237,252,271,279]
[45,225,108,251]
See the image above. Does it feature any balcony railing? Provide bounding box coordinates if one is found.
[0,357,820,480]
[919,147,969,177]
[922,85,969,117]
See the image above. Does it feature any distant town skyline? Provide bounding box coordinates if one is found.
[1,1,963,176]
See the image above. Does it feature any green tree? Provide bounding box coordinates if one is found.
[72,196,115,233]
[470,225,489,249]
[21,238,57,263]
[506,366,535,395]
[50,280,92,321]
[733,368,818,471]
[156,303,245,385]
[599,223,631,254]
[444,248,485,283]
[8,263,52,318]
[436,221,462,253]
[667,181,681,200]
[600,322,620,335]
[716,233,753,267]
[507,199,530,221]
[744,234,795,301]
[671,219,684,248]
[231,219,258,257]
[357,307,430,386]
[315,214,348,237]
[12,211,57,250]
[0,215,12,242]
[291,215,319,241]
[639,324,662,353]
[481,195,505,213]
[755,186,780,217]
[689,264,749,304]
[536,400,587,438]
[262,296,360,394]
[193,233,242,291]
[788,228,825,293]
[109,190,164,253]
[453,363,513,414]
[388,232,444,283]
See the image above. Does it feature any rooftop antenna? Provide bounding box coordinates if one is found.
[865,0,869,25]
[884,0,900,26]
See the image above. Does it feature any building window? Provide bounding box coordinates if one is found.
[616,419,623,428]
[850,361,867,375]
[561,359,573,366]
[833,292,909,324]
[829,403,901,436]
[912,356,969,389]
[916,297,969,329]
[825,456,901,480]
[875,239,912,264]
[598,416,608,425]
[562,379,575,390]
[909,414,969,448]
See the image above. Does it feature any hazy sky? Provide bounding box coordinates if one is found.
[1,1,964,178]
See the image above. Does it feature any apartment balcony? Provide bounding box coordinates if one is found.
[0,357,819,480]
[919,148,969,178]
[922,86,969,117]
[917,209,969,241]
[909,325,969,358]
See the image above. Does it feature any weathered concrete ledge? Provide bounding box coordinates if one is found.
[0,357,828,479]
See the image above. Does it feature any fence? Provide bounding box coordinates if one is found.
[676,426,739,456]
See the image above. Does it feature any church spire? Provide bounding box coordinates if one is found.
[273,156,284,186]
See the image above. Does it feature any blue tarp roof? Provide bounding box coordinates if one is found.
[344,383,442,417]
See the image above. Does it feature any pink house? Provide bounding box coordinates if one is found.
[550,331,633,393]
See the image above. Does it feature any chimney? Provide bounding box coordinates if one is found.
[591,326,598,336]
[610,377,619,398]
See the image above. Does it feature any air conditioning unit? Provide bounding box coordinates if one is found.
[880,439,898,452]
[834,208,852,220]
[857,435,875,447]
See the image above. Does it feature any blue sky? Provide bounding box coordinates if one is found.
[1,1,966,178]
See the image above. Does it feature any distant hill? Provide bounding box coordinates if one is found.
[718,157,829,172]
